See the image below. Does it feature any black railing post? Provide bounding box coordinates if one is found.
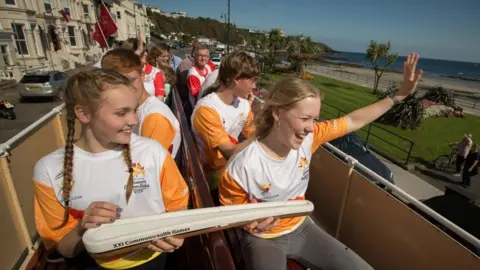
[365,124,372,145]
[405,142,415,164]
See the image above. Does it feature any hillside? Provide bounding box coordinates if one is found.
[147,11,335,53]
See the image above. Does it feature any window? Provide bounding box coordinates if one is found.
[20,75,50,83]
[44,0,52,13]
[5,0,16,5]
[68,26,76,46]
[83,4,89,18]
[1,45,11,65]
[11,24,28,55]
[116,11,121,19]
[81,29,90,49]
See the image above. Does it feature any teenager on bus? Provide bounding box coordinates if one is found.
[191,51,258,197]
[33,69,189,269]
[147,44,177,104]
[102,48,181,158]
[219,53,424,270]
[122,38,166,101]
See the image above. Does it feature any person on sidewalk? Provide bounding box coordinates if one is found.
[462,144,479,187]
[454,133,473,176]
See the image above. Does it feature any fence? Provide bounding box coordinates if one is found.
[320,102,415,165]
[309,65,480,110]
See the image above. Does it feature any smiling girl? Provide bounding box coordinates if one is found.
[219,53,423,269]
[33,69,189,269]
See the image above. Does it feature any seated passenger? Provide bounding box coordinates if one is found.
[122,38,166,101]
[102,48,181,158]
[187,45,213,106]
[219,54,423,269]
[191,51,258,192]
[33,69,189,269]
[147,44,178,104]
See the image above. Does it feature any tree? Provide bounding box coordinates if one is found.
[366,40,398,94]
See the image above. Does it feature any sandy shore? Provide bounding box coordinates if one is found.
[315,64,480,96]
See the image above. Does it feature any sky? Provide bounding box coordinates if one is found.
[142,0,480,63]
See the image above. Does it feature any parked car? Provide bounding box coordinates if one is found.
[320,119,395,186]
[19,71,68,101]
[210,56,221,68]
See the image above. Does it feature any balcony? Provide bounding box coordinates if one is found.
[0,90,479,269]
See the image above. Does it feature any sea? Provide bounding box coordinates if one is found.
[326,52,480,84]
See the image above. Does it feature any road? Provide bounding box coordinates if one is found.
[0,65,94,144]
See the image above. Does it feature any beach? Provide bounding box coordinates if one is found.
[312,63,480,96]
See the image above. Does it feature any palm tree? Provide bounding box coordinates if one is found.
[366,40,398,94]
[268,29,285,67]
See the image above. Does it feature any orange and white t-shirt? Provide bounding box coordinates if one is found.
[191,93,255,174]
[144,63,166,98]
[134,95,181,157]
[187,65,210,105]
[219,118,348,238]
[33,134,189,269]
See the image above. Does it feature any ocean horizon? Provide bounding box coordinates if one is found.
[327,52,480,83]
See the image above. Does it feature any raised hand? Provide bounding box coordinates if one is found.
[397,52,424,100]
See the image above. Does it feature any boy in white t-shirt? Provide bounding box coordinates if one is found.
[101,48,181,158]
[191,51,259,194]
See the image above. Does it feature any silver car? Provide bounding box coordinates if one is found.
[19,71,68,101]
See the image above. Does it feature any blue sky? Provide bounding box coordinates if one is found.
[142,0,480,63]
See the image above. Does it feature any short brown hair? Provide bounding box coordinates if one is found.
[218,51,260,88]
[101,48,142,74]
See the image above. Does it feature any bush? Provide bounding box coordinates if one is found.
[377,94,424,130]
[421,85,455,107]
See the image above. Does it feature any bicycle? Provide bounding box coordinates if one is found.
[433,143,459,172]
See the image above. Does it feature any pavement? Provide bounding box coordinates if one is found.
[0,65,94,144]
[370,152,444,201]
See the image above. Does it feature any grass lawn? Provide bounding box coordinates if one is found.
[269,73,480,164]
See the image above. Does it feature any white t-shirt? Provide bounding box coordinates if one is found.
[219,118,349,238]
[33,134,189,268]
[199,69,219,99]
[134,96,181,157]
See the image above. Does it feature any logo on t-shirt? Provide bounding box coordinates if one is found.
[260,184,271,195]
[298,157,308,170]
[125,162,150,194]
[299,157,310,181]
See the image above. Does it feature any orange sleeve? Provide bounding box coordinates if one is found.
[141,113,177,154]
[34,180,78,250]
[311,117,348,153]
[241,110,255,139]
[192,106,230,149]
[160,154,189,211]
[219,170,249,206]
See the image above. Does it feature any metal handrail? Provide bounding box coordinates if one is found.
[0,103,65,157]
[323,141,480,249]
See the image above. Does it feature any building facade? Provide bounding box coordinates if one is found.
[0,0,150,81]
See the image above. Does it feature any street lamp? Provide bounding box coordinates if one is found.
[226,0,230,52]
